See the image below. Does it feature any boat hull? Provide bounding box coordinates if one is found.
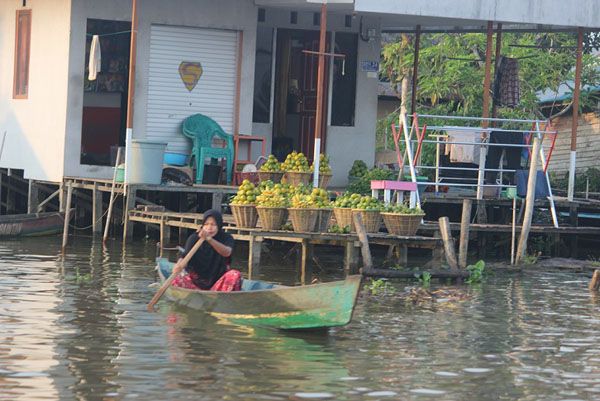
[0,211,67,237]
[157,258,362,330]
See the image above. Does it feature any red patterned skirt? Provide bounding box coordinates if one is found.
[172,269,242,291]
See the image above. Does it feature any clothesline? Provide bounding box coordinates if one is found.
[86,30,131,37]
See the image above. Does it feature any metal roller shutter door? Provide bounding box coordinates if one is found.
[146,24,238,153]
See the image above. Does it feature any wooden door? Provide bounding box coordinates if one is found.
[298,32,329,162]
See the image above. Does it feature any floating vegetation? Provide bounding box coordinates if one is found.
[363,279,473,306]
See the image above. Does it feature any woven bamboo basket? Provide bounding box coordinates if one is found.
[317,173,332,189]
[333,207,354,230]
[257,171,285,184]
[351,209,382,233]
[256,206,288,230]
[315,208,333,232]
[230,204,258,228]
[381,213,425,236]
[288,208,320,232]
[284,171,312,186]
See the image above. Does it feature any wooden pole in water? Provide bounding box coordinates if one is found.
[589,270,600,292]
[62,182,73,253]
[352,212,373,273]
[511,197,517,264]
[458,199,472,268]
[516,137,541,263]
[103,147,122,245]
[439,216,459,271]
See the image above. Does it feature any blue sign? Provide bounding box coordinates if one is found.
[361,60,379,72]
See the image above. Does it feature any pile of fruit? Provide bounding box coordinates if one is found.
[348,160,368,178]
[311,153,331,175]
[354,195,383,211]
[282,151,310,172]
[230,180,261,205]
[328,223,351,234]
[256,186,289,208]
[332,193,361,209]
[384,203,424,214]
[259,154,282,172]
[309,188,331,208]
[290,193,318,209]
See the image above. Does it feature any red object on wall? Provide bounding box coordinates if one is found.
[81,107,121,154]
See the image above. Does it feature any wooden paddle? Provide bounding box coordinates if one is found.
[147,237,204,311]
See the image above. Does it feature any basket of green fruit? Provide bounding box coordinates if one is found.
[255,184,290,230]
[229,180,261,228]
[309,188,333,232]
[381,204,425,236]
[348,160,368,182]
[258,154,285,184]
[311,153,333,189]
[287,193,320,232]
[332,193,361,230]
[351,195,383,233]
[282,151,312,186]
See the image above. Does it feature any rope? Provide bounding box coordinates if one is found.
[56,194,121,230]
[86,30,131,37]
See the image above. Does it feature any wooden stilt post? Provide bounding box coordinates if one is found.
[27,179,39,214]
[459,199,472,268]
[568,27,584,201]
[103,147,122,244]
[62,182,73,253]
[516,137,541,263]
[248,234,262,280]
[160,217,171,249]
[92,182,102,234]
[352,212,373,272]
[395,244,408,267]
[589,270,600,292]
[491,23,503,125]
[344,241,359,274]
[211,192,223,213]
[122,185,137,243]
[439,216,459,271]
[511,197,517,264]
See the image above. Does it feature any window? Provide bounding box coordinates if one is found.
[252,26,274,123]
[14,10,32,99]
[331,32,357,126]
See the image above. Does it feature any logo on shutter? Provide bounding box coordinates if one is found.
[179,62,203,92]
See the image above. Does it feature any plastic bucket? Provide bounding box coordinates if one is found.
[129,140,167,184]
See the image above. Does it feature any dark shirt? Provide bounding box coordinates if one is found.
[182,231,234,290]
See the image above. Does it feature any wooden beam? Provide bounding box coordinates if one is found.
[352,212,373,273]
[516,137,541,263]
[410,25,421,115]
[439,216,459,270]
[568,27,584,201]
[459,199,472,268]
[491,23,502,124]
[248,234,262,280]
[62,182,73,253]
[481,21,494,129]
[92,182,102,234]
[27,180,39,214]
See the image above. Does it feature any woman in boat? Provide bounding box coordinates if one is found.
[172,209,241,291]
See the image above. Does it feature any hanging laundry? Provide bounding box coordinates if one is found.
[88,35,101,81]
[493,56,520,107]
[445,130,481,164]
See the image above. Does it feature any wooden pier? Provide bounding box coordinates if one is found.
[128,208,444,283]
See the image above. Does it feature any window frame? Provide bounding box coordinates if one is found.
[13,9,32,99]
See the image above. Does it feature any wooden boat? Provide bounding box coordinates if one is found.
[156,258,362,330]
[0,211,69,237]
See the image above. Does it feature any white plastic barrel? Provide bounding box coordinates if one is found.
[129,140,167,184]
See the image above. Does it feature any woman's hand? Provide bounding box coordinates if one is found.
[198,228,212,242]
[173,263,184,276]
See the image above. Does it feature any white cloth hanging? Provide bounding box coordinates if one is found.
[445,130,481,164]
[88,35,101,81]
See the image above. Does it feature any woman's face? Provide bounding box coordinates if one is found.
[203,216,219,236]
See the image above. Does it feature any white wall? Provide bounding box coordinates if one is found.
[0,0,71,182]
[64,0,258,179]
[257,9,380,187]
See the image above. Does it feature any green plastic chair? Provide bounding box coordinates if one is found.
[182,114,234,185]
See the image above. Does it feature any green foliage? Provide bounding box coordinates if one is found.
[346,168,396,194]
[550,168,600,193]
[378,33,600,175]
[364,279,395,296]
[414,271,432,286]
[465,260,486,284]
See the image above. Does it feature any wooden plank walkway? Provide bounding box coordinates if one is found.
[128,209,443,283]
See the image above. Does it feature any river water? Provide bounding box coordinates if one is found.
[2,236,600,401]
